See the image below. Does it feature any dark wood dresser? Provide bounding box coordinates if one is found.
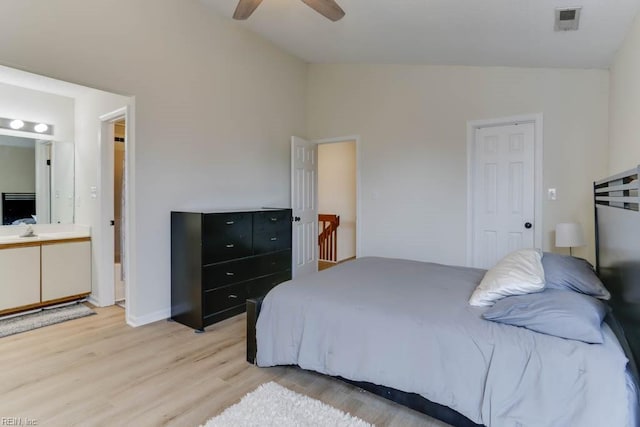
[171,208,292,331]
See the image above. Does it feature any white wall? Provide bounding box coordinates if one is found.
[0,82,74,143]
[308,65,609,265]
[0,0,307,324]
[73,89,131,310]
[609,12,640,174]
[318,141,356,261]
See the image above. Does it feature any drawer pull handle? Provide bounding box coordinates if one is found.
[226,244,235,248]
[226,272,235,276]
[228,294,238,299]
[226,221,235,225]
[270,217,278,222]
[270,237,278,241]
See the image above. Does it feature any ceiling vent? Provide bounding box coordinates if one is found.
[555,7,581,31]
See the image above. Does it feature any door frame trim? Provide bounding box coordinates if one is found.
[466,114,543,267]
[314,135,362,259]
[98,105,136,325]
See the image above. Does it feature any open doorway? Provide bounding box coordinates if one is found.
[99,106,131,315]
[290,135,361,278]
[113,120,126,307]
[317,138,357,271]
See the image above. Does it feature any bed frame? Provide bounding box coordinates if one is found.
[245,166,640,426]
[594,165,640,381]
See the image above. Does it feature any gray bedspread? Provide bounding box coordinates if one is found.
[257,257,631,426]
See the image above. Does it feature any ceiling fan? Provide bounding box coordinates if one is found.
[233,0,345,22]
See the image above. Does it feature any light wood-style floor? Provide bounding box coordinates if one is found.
[1,306,450,426]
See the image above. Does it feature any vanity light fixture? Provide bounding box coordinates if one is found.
[0,117,54,135]
[9,119,24,130]
[34,123,48,133]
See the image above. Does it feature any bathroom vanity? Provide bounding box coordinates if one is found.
[0,226,91,315]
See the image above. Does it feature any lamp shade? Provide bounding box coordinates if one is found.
[555,222,585,247]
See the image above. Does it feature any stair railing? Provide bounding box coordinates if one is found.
[318,214,340,262]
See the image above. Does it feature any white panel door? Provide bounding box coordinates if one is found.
[472,123,535,268]
[291,136,318,278]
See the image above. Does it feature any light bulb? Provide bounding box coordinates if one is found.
[9,119,24,130]
[34,123,48,133]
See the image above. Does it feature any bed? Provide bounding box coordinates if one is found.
[246,166,640,427]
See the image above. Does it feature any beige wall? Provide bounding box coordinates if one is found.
[308,65,609,265]
[609,12,640,174]
[318,141,356,261]
[0,0,307,324]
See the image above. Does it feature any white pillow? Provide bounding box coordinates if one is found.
[469,249,545,306]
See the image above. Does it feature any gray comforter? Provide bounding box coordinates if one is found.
[256,257,631,426]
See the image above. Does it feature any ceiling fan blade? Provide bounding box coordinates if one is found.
[233,0,264,20]
[300,0,345,21]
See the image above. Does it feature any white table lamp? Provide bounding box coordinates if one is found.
[555,222,585,256]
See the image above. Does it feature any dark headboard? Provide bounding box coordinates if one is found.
[1,192,36,225]
[594,166,640,380]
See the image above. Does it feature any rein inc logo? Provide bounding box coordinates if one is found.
[1,418,38,426]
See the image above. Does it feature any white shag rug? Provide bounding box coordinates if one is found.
[201,382,373,427]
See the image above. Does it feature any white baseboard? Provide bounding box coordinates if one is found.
[126,307,170,327]
[87,295,100,307]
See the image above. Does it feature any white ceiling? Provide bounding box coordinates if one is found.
[202,0,640,68]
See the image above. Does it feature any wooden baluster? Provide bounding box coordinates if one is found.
[318,214,340,262]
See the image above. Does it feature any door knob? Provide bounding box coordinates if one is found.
[524,222,532,229]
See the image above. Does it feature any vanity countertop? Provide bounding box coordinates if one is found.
[0,230,91,247]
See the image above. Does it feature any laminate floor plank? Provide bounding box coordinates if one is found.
[0,305,445,426]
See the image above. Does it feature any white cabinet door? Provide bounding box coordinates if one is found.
[0,246,41,311]
[42,240,91,302]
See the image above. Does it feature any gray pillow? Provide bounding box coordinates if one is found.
[542,252,610,300]
[482,289,608,344]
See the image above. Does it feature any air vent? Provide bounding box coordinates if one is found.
[555,7,581,31]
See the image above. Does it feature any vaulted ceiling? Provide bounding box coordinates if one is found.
[202,0,640,68]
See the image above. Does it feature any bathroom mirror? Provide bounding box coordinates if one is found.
[0,134,74,225]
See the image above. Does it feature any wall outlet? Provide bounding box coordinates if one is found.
[548,188,557,200]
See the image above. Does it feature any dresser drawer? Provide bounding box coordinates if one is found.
[246,271,291,299]
[203,282,247,316]
[202,257,257,290]
[254,250,291,276]
[253,210,290,233]
[203,213,252,264]
[253,229,291,254]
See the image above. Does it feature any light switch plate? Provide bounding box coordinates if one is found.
[548,188,557,200]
